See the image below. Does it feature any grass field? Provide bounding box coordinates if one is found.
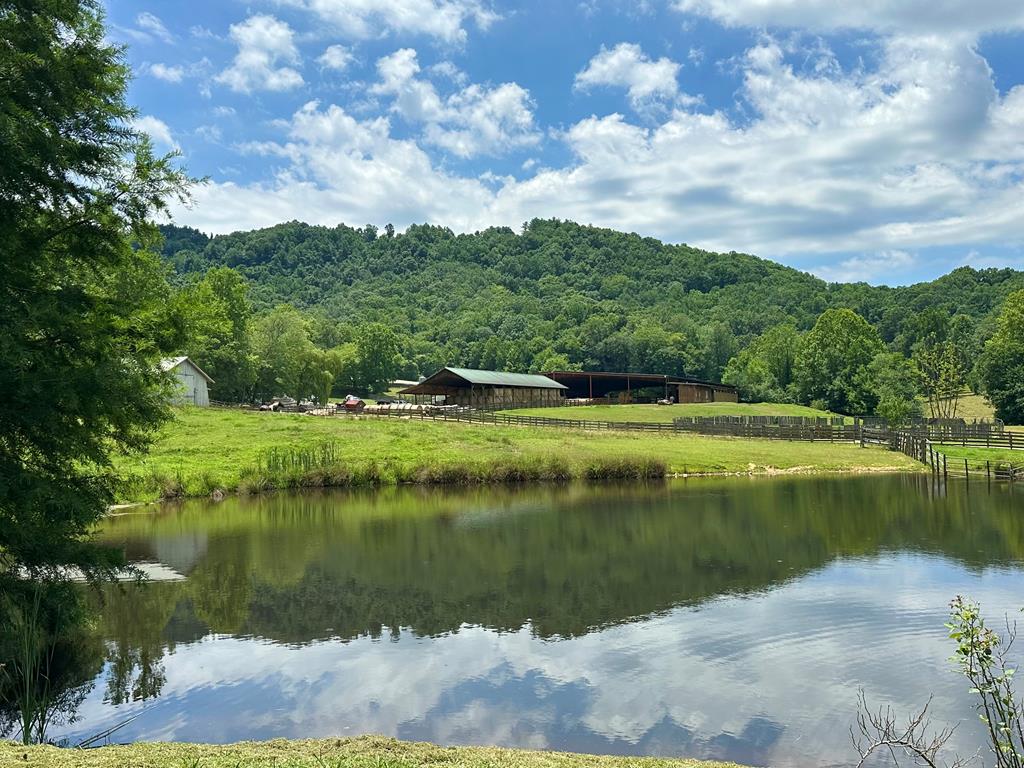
[933,445,1024,470]
[505,402,840,423]
[1,736,740,768]
[113,407,921,503]
[941,393,997,422]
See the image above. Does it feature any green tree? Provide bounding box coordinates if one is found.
[0,0,190,578]
[915,341,969,420]
[178,267,257,402]
[795,309,884,414]
[328,343,361,397]
[866,352,921,426]
[253,305,335,402]
[355,323,402,395]
[979,290,1024,424]
[723,324,801,403]
[700,323,737,382]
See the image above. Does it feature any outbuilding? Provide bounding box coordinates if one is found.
[161,356,214,407]
[398,367,567,409]
[544,370,738,404]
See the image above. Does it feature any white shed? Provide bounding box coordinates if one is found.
[161,356,214,407]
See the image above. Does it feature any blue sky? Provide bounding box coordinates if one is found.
[105,1,1024,285]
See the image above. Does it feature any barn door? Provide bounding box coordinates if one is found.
[180,373,196,404]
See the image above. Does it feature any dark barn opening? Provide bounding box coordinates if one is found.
[544,371,738,404]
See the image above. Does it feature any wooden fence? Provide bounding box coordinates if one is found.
[673,415,848,427]
[922,444,1023,482]
[224,403,1023,482]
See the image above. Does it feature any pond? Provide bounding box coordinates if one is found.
[46,476,1024,766]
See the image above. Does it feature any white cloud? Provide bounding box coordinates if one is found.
[50,559,1017,764]
[289,0,499,44]
[486,34,1024,256]
[135,12,174,44]
[180,34,1024,267]
[671,0,1024,38]
[190,25,218,40]
[426,82,539,158]
[134,115,177,150]
[148,63,184,83]
[575,43,683,108]
[196,124,223,143]
[812,250,918,283]
[961,248,1024,270]
[215,15,304,94]
[430,61,468,86]
[371,48,539,158]
[317,44,354,72]
[371,48,446,122]
[176,100,493,233]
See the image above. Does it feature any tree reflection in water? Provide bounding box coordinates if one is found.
[4,475,1024,760]
[0,578,166,745]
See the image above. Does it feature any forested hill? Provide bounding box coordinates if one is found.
[160,219,1024,380]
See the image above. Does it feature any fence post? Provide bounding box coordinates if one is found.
[964,458,969,482]
[943,453,948,481]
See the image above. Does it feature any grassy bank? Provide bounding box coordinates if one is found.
[2,736,739,768]
[505,402,839,423]
[113,408,921,503]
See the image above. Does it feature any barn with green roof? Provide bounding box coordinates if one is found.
[398,367,567,409]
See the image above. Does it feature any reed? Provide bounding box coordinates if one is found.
[112,408,920,503]
[142,445,669,500]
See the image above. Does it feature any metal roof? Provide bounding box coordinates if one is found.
[160,356,215,383]
[446,367,567,389]
[399,367,567,394]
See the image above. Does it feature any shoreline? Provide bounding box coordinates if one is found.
[112,463,924,509]
[111,408,925,505]
[3,735,743,768]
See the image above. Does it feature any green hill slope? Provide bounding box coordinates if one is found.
[160,219,1024,379]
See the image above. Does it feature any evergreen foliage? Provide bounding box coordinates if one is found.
[0,0,191,578]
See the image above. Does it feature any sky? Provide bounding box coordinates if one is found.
[104,0,1024,285]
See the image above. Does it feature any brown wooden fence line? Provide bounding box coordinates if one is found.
[927,433,1021,450]
[922,443,1024,483]
[235,404,1020,446]
[672,415,849,427]
[226,404,1024,482]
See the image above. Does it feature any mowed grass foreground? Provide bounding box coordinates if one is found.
[114,408,921,503]
[505,402,840,423]
[1,736,741,768]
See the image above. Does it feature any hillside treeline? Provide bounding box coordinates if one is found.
[161,220,1024,421]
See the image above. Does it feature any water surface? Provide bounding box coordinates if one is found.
[51,476,1024,766]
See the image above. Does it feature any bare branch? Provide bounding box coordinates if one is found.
[852,690,974,768]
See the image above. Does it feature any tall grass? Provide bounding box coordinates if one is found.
[134,441,669,499]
